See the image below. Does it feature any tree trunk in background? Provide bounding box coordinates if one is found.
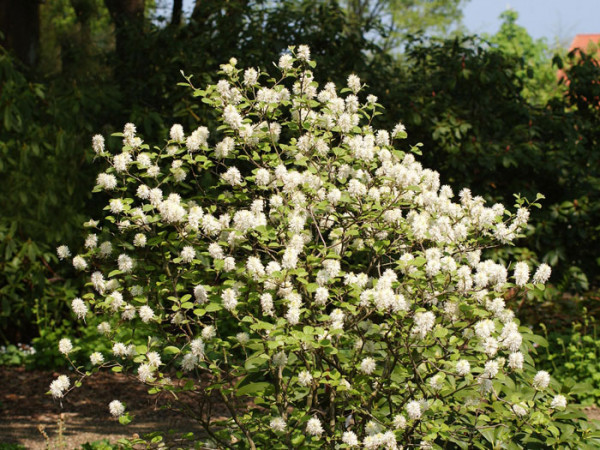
[171,0,183,26]
[104,0,145,62]
[0,0,40,67]
[70,0,96,48]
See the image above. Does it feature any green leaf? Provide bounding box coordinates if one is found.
[163,346,180,355]
[235,382,270,396]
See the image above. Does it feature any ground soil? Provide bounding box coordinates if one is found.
[0,366,215,449]
[2,366,600,449]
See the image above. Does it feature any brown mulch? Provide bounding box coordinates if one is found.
[0,366,211,449]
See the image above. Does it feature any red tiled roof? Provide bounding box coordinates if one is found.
[569,34,600,53]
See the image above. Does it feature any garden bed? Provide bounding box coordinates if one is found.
[0,366,212,449]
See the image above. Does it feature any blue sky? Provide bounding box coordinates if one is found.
[462,0,600,46]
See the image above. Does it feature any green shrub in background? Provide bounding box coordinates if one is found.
[532,292,600,406]
[51,48,598,448]
[0,48,89,345]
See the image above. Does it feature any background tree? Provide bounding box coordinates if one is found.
[0,0,41,66]
[486,9,564,106]
[343,0,468,49]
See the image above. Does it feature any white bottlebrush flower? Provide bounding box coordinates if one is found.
[483,337,499,357]
[147,165,160,177]
[84,233,98,249]
[533,370,550,390]
[208,242,224,259]
[181,353,198,371]
[456,359,472,377]
[138,363,154,382]
[270,417,286,432]
[347,74,361,93]
[360,357,376,375]
[393,414,407,429]
[57,245,71,260]
[117,254,134,273]
[278,54,293,70]
[306,416,323,436]
[191,338,205,358]
[109,400,125,417]
[533,263,552,284]
[194,285,208,303]
[551,394,567,409]
[392,122,406,137]
[222,288,238,311]
[49,375,71,398]
[296,44,311,61]
[513,261,529,286]
[113,152,132,173]
[429,374,444,390]
[413,311,435,339]
[92,134,105,154]
[109,199,124,214]
[58,338,73,355]
[246,256,265,279]
[122,304,136,320]
[186,126,209,152]
[508,352,524,370]
[72,255,87,271]
[139,305,155,323]
[222,167,243,186]
[223,105,243,130]
[108,291,124,311]
[236,332,250,345]
[406,400,422,420]
[512,403,528,418]
[90,352,104,365]
[97,321,111,335]
[202,325,216,340]
[180,246,196,263]
[133,233,147,247]
[99,241,113,258]
[223,256,236,272]
[146,351,161,368]
[255,168,270,186]
[297,370,313,387]
[243,67,258,85]
[260,293,274,316]
[96,173,117,190]
[112,342,129,357]
[483,360,499,379]
[136,153,151,168]
[474,319,495,339]
[342,431,359,446]
[170,124,185,142]
[71,298,88,320]
[272,351,288,367]
[314,287,328,305]
[136,184,151,200]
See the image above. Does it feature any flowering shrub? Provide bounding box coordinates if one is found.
[52,46,598,448]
